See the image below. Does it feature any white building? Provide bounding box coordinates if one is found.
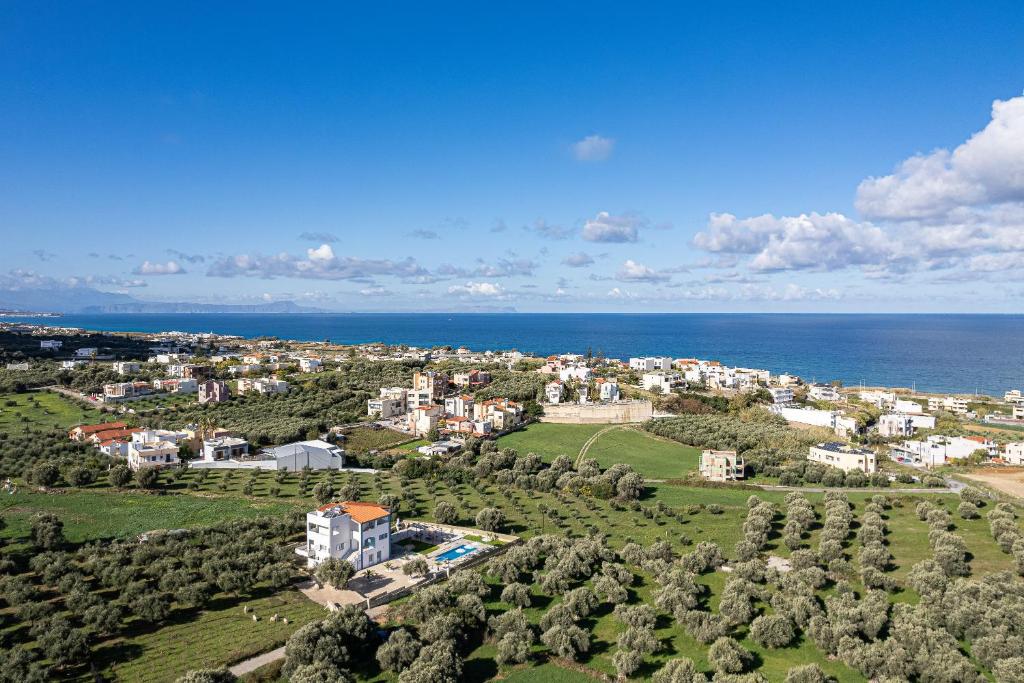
[768,387,794,405]
[890,435,996,468]
[298,358,323,373]
[113,361,141,376]
[774,373,801,387]
[75,347,98,358]
[237,377,289,395]
[201,436,250,461]
[40,340,62,350]
[1004,390,1024,405]
[559,365,593,383]
[878,413,914,438]
[772,406,861,437]
[127,437,180,470]
[629,357,674,372]
[545,380,564,404]
[1015,404,1024,420]
[596,378,620,402]
[808,384,842,402]
[642,372,682,394]
[1004,443,1024,465]
[699,450,744,481]
[894,399,924,415]
[61,359,88,370]
[808,442,877,473]
[408,405,441,436]
[859,390,896,409]
[927,396,970,415]
[444,394,474,418]
[406,388,433,410]
[298,501,392,570]
[368,397,405,419]
[262,439,345,470]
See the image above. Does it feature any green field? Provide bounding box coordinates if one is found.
[0,390,101,435]
[498,423,700,479]
[341,426,414,453]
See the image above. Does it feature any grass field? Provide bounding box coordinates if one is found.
[0,390,101,435]
[0,489,306,544]
[497,423,700,479]
[102,587,326,683]
[341,426,414,453]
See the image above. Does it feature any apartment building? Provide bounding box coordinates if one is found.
[808,442,877,473]
[699,450,745,481]
[629,356,675,372]
[299,501,391,570]
[198,380,230,404]
[808,384,842,402]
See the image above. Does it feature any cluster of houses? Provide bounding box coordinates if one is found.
[368,369,525,440]
[70,419,346,472]
[699,441,878,482]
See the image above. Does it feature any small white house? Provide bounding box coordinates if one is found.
[113,361,141,376]
[596,378,620,402]
[700,450,744,481]
[40,340,63,350]
[75,347,98,358]
[262,439,345,470]
[545,380,564,404]
[808,384,841,402]
[298,358,323,373]
[808,442,877,473]
[768,387,794,405]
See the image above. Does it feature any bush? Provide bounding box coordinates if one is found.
[708,636,751,674]
[749,614,795,648]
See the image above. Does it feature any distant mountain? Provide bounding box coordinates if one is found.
[0,285,323,314]
[80,300,324,314]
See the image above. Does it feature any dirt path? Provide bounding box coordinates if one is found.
[229,646,286,676]
[575,425,624,466]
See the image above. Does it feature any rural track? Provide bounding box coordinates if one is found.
[575,425,624,467]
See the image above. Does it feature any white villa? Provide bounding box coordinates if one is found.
[299,501,392,570]
[808,442,877,473]
[699,450,744,482]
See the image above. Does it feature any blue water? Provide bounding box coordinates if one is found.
[13,313,1024,395]
[436,543,480,562]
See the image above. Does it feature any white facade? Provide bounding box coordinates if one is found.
[894,399,924,414]
[40,340,62,350]
[127,440,180,470]
[368,397,405,418]
[809,442,877,473]
[808,384,842,402]
[890,435,996,468]
[559,365,593,382]
[768,387,794,404]
[298,358,323,373]
[629,357,674,372]
[263,439,345,470]
[1004,443,1024,465]
[545,380,564,404]
[301,502,392,570]
[1005,390,1024,404]
[928,396,970,414]
[237,377,289,395]
[444,394,474,418]
[597,379,620,402]
[61,360,87,369]
[75,347,98,358]
[878,413,913,438]
[201,436,250,461]
[113,361,141,375]
[408,405,441,436]
[700,450,744,481]
[642,372,682,394]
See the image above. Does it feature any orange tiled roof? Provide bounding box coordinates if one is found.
[318,501,390,523]
[72,421,128,435]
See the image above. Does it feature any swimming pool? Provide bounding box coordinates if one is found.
[435,543,480,563]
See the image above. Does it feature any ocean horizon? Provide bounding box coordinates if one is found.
[14,312,1024,396]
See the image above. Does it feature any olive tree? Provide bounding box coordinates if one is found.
[475,507,505,532]
[316,557,355,589]
[708,636,751,675]
[376,628,420,674]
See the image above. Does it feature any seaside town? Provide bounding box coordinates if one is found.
[3,320,1024,681]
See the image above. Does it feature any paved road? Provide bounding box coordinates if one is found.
[229,646,286,676]
[753,484,953,494]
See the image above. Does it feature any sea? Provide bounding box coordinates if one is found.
[12,313,1024,396]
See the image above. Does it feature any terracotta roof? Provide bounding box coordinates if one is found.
[318,501,390,523]
[73,421,128,435]
[90,427,141,441]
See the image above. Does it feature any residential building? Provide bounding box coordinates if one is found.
[860,390,896,409]
[39,340,62,350]
[113,361,140,375]
[443,394,474,418]
[629,357,674,372]
[75,347,98,358]
[597,378,620,402]
[133,428,189,445]
[298,358,323,373]
[408,405,441,436]
[642,371,682,394]
[890,435,996,468]
[406,388,433,410]
[69,421,128,441]
[237,377,289,395]
[700,450,745,481]
[774,373,801,387]
[127,438,180,470]
[545,380,564,404]
[152,378,198,394]
[61,359,88,369]
[5,362,29,371]
[1004,443,1024,466]
[768,387,794,405]
[1015,405,1024,420]
[201,436,250,461]
[198,380,229,404]
[559,365,593,383]
[299,501,392,570]
[878,413,914,438]
[473,398,523,431]
[452,369,491,387]
[809,442,877,473]
[262,439,345,470]
[1005,390,1024,405]
[808,384,842,402]
[368,397,405,418]
[927,396,970,415]
[412,370,448,400]
[103,382,144,399]
[182,364,213,380]
[772,406,861,437]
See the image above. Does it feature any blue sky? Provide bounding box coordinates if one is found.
[2,2,1023,312]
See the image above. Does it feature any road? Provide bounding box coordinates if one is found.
[229,646,286,676]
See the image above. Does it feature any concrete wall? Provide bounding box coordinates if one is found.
[539,400,654,424]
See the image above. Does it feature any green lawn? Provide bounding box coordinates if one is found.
[584,427,701,479]
[0,390,101,435]
[341,426,414,453]
[0,489,306,544]
[497,423,606,461]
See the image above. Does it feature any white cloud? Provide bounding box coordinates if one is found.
[562,252,595,268]
[582,211,642,243]
[133,260,186,275]
[206,245,428,281]
[359,286,394,297]
[298,231,339,243]
[447,281,506,297]
[616,259,671,282]
[572,134,615,162]
[691,93,1024,280]
[525,219,574,240]
[856,94,1024,220]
